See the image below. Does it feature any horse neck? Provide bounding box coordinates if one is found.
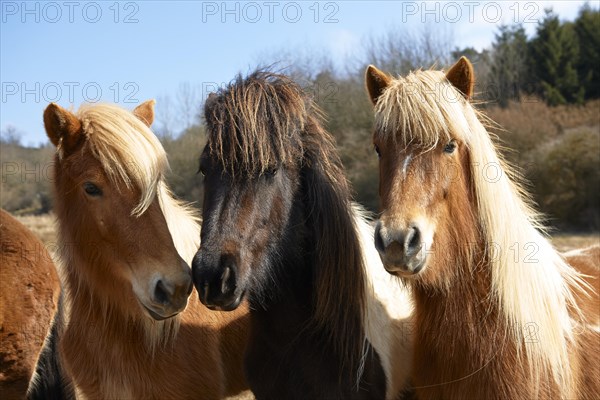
[245,151,376,391]
[250,182,353,316]
[62,255,135,328]
[413,249,499,342]
[411,238,559,397]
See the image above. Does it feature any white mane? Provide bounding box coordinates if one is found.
[353,204,413,399]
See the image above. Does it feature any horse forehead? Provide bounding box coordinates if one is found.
[401,153,413,179]
[388,149,423,176]
[387,150,438,198]
[208,147,278,172]
[62,148,103,179]
[384,150,413,180]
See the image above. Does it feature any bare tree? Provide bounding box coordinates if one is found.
[1,125,22,145]
[176,82,201,131]
[155,95,176,138]
[357,24,455,76]
[254,45,335,85]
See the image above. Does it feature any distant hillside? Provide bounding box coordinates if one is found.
[3,4,599,229]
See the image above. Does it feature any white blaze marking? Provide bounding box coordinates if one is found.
[402,154,413,179]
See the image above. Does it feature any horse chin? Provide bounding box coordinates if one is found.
[139,301,182,321]
[383,259,426,278]
[205,290,245,312]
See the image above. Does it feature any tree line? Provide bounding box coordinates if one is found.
[462,4,600,107]
[2,4,599,230]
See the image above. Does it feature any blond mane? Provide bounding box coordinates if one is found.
[374,69,588,395]
[76,103,167,216]
[76,102,201,256]
[374,71,459,151]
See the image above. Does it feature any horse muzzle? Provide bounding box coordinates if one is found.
[192,252,245,311]
[139,268,193,320]
[374,221,428,276]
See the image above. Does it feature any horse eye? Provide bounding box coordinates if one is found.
[265,167,278,177]
[83,182,102,196]
[198,158,207,176]
[374,145,381,158]
[198,149,213,177]
[444,140,457,154]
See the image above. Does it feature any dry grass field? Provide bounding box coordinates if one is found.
[14,214,57,247]
[552,233,600,252]
[6,214,598,400]
[17,213,599,255]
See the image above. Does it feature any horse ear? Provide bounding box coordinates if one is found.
[446,56,475,100]
[365,65,391,105]
[43,103,82,150]
[204,92,220,117]
[133,99,156,127]
[205,92,217,108]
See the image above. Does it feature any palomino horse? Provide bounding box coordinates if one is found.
[27,101,249,399]
[0,210,59,399]
[365,57,599,399]
[192,71,413,399]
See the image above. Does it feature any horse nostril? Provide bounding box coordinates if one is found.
[220,263,238,297]
[154,279,171,305]
[202,281,210,305]
[221,266,231,295]
[194,253,240,308]
[374,222,385,253]
[405,226,421,254]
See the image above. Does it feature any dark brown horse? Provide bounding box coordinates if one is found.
[366,57,599,399]
[192,71,413,399]
[27,101,249,399]
[0,210,59,400]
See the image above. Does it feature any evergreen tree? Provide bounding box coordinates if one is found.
[574,3,600,99]
[529,10,583,105]
[559,23,584,104]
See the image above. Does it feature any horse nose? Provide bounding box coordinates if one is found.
[152,271,193,308]
[375,221,425,275]
[192,253,240,311]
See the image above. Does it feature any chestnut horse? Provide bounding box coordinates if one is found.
[27,101,249,399]
[366,57,599,399]
[1,210,59,399]
[192,71,413,399]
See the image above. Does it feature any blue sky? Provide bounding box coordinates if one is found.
[0,1,589,146]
